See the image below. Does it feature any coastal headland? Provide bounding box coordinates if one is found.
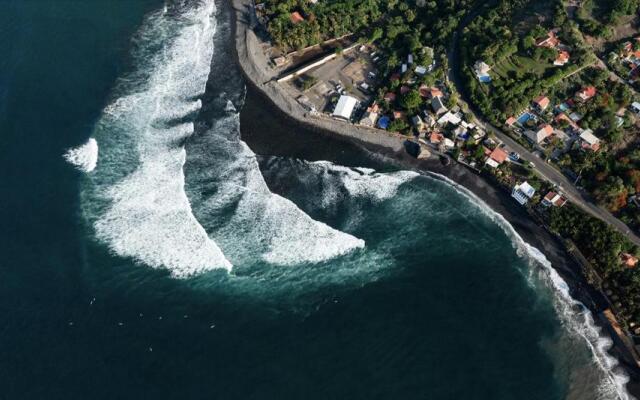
[230,0,640,394]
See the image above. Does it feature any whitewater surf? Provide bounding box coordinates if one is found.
[61,0,636,398]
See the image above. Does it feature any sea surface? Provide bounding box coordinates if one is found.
[0,0,634,399]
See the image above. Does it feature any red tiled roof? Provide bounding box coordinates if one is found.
[544,191,557,202]
[384,92,396,102]
[505,116,517,126]
[536,31,559,48]
[429,132,443,144]
[429,88,443,98]
[533,95,550,109]
[489,147,508,164]
[577,86,597,100]
[554,113,578,129]
[400,85,411,95]
[621,252,639,268]
[555,51,570,64]
[368,103,380,113]
[290,11,304,24]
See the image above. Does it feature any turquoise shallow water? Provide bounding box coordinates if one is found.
[0,0,631,399]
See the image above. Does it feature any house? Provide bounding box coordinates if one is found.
[569,112,582,122]
[384,92,397,102]
[393,110,405,120]
[579,129,600,151]
[576,86,597,102]
[485,147,508,168]
[400,85,411,95]
[505,116,517,127]
[554,50,570,66]
[332,95,358,120]
[420,86,443,98]
[377,116,391,129]
[454,125,468,141]
[359,108,379,127]
[525,124,553,144]
[431,96,448,115]
[621,253,639,268]
[512,181,536,205]
[542,191,567,207]
[290,11,305,24]
[554,113,579,131]
[437,111,462,126]
[415,65,428,75]
[411,115,424,130]
[429,132,444,144]
[422,110,436,128]
[536,31,559,48]
[474,60,491,82]
[532,95,550,112]
[631,101,640,114]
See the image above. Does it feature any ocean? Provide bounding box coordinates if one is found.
[0,0,633,398]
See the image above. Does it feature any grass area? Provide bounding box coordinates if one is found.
[492,55,555,80]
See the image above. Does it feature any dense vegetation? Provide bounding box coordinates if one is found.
[550,205,640,322]
[460,0,593,123]
[263,0,474,53]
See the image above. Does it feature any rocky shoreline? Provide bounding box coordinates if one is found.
[230,0,640,395]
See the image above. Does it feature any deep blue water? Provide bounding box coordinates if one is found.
[0,1,631,399]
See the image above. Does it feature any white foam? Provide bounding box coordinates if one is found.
[306,161,419,203]
[82,0,231,277]
[426,172,634,400]
[186,111,366,267]
[64,138,98,172]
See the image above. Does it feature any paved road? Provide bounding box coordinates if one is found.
[446,24,640,246]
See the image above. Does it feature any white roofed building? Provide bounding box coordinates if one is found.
[332,95,358,120]
[512,181,536,205]
[579,129,601,151]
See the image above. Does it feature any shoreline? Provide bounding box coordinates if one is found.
[229,0,640,395]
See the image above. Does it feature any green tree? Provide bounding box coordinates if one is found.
[400,90,422,110]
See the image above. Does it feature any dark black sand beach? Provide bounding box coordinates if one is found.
[241,83,640,396]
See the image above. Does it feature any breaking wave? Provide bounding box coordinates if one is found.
[64,138,98,172]
[426,172,633,400]
[74,0,369,277]
[184,102,366,267]
[77,0,231,277]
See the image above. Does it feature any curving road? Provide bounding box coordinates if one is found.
[446,15,640,246]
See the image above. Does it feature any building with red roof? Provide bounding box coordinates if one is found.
[621,253,639,268]
[536,31,559,48]
[542,191,567,207]
[554,51,570,66]
[576,86,597,102]
[485,147,508,168]
[383,92,397,102]
[532,95,550,112]
[290,11,305,24]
